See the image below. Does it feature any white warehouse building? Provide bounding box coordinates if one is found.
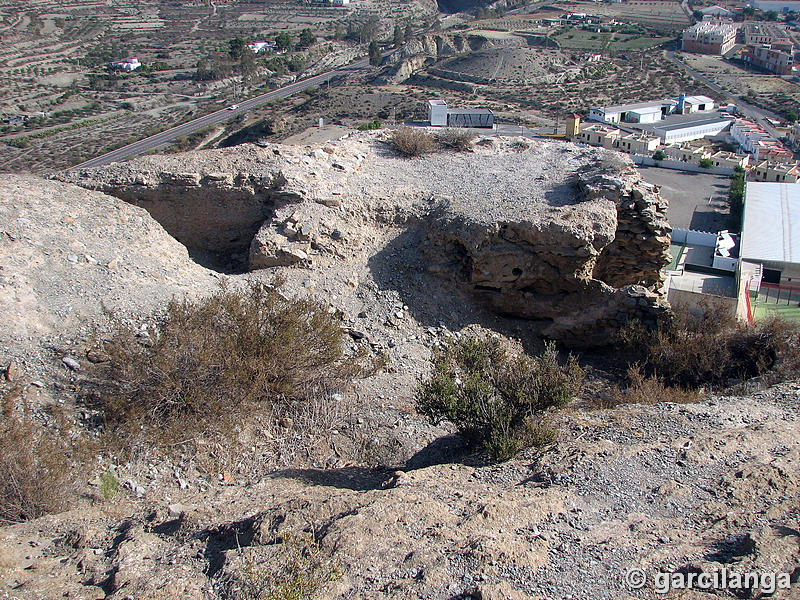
[589,94,716,125]
[653,116,733,143]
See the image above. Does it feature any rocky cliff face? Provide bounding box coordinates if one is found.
[61,133,671,345]
[379,33,512,84]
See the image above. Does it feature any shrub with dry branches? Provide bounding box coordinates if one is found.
[616,302,800,388]
[390,126,436,157]
[435,128,476,152]
[86,282,360,450]
[0,394,73,525]
[416,337,584,461]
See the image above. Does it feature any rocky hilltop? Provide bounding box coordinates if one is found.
[61,133,671,345]
[1,134,797,600]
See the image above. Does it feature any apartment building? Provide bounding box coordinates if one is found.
[682,21,737,55]
[742,43,794,75]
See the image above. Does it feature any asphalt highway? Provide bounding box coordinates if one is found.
[68,56,372,170]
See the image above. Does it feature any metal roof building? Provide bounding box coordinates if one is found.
[740,182,800,282]
[653,116,733,143]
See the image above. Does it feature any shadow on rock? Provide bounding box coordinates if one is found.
[366,225,544,354]
[404,434,476,470]
[270,466,396,491]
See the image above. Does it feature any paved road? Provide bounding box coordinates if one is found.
[68,56,375,170]
[665,50,783,138]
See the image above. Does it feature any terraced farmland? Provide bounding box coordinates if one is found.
[0,0,434,173]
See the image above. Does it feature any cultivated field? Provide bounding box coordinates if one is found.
[572,0,690,32]
[552,28,673,50]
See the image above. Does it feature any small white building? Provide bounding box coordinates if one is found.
[111,57,141,72]
[617,131,660,154]
[428,100,448,127]
[249,41,275,53]
[624,105,664,124]
[664,143,712,162]
[577,123,621,148]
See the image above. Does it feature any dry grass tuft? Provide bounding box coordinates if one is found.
[435,128,476,152]
[597,365,703,409]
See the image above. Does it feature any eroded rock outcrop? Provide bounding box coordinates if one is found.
[419,147,670,345]
[378,33,512,84]
[62,133,671,345]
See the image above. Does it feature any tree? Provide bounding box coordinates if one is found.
[274,32,293,51]
[239,48,257,83]
[404,23,413,42]
[287,54,306,72]
[393,24,404,47]
[699,157,713,169]
[692,9,704,20]
[765,10,779,20]
[743,6,756,16]
[368,40,381,66]
[727,169,746,232]
[228,37,247,60]
[653,149,666,161]
[297,28,316,50]
[786,110,798,123]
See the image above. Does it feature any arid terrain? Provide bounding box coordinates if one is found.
[2,0,800,598]
[1,132,799,599]
[0,0,717,174]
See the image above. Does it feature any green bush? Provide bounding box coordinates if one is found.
[87,283,359,449]
[653,149,666,161]
[416,338,584,461]
[699,157,713,169]
[357,119,382,131]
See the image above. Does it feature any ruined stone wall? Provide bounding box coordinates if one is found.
[585,174,672,289]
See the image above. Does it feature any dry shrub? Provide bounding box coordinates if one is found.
[436,128,476,151]
[86,282,360,450]
[617,302,800,389]
[416,337,583,461]
[603,365,702,409]
[390,126,436,157]
[0,391,73,524]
